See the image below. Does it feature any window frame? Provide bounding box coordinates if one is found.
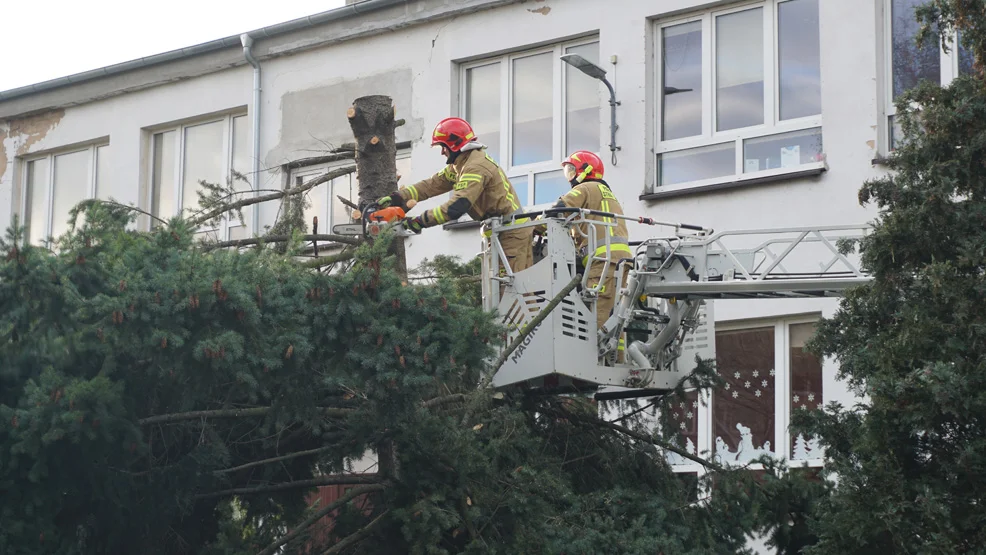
[652,0,825,193]
[146,111,248,238]
[20,142,108,247]
[459,36,603,209]
[883,0,969,151]
[668,314,825,474]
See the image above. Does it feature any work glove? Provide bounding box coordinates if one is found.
[402,216,424,235]
[377,192,405,210]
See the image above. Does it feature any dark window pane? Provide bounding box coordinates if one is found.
[713,327,775,465]
[658,142,735,186]
[716,8,765,131]
[779,0,821,120]
[958,31,975,76]
[743,127,823,172]
[662,21,703,140]
[891,0,941,99]
[512,53,553,166]
[790,322,823,459]
[666,390,700,466]
[467,63,502,163]
[566,42,601,153]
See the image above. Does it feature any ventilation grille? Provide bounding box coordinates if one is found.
[560,297,590,342]
[501,290,547,340]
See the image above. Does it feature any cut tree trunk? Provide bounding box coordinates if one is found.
[348,94,404,479]
[347,95,407,279]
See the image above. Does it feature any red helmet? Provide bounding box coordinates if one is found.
[562,151,604,184]
[431,117,476,152]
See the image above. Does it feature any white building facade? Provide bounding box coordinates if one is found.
[0,0,967,506]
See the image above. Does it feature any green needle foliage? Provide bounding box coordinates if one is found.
[786,2,986,553]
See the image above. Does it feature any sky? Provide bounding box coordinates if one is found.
[1,0,346,92]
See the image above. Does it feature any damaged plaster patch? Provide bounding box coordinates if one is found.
[528,6,551,15]
[866,140,875,150]
[0,109,66,183]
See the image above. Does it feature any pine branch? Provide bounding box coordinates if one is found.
[213,445,337,475]
[572,413,726,473]
[139,406,352,426]
[322,509,390,555]
[301,248,355,269]
[189,165,355,227]
[257,484,387,555]
[202,233,361,251]
[195,474,382,500]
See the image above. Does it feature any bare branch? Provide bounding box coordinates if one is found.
[202,234,361,251]
[87,199,168,226]
[422,394,467,409]
[301,248,355,269]
[139,407,352,426]
[322,510,390,555]
[256,484,387,555]
[189,166,356,227]
[195,474,382,500]
[214,445,337,475]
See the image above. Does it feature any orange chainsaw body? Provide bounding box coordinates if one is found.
[368,206,407,223]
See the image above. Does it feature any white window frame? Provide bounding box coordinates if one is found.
[146,112,248,238]
[287,150,413,248]
[20,142,108,246]
[669,315,825,476]
[653,0,825,194]
[883,0,970,151]
[459,36,602,208]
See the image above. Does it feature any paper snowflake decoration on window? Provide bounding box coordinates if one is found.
[734,371,741,379]
[807,393,815,402]
[793,395,800,403]
[752,370,759,378]
[732,390,738,399]
[817,403,824,410]
[673,412,679,419]
[680,422,686,429]
[755,390,762,398]
[744,381,751,389]
[686,411,693,420]
[692,401,698,408]
[801,404,808,410]
[725,383,730,390]
[770,369,776,376]
[761,380,768,388]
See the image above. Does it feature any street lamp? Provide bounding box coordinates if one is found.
[561,53,621,166]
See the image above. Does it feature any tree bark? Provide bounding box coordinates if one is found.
[347,95,407,279]
[348,95,405,480]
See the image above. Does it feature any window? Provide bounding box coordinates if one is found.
[461,38,602,207]
[886,0,975,149]
[149,113,251,239]
[654,0,824,191]
[666,317,825,472]
[21,143,109,246]
[289,152,413,248]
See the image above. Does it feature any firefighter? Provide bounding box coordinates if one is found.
[553,150,631,358]
[376,117,533,273]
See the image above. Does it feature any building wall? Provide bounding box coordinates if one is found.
[0,1,895,537]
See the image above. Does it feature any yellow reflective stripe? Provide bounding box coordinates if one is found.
[460,173,483,181]
[407,186,419,201]
[601,200,614,236]
[567,189,582,197]
[440,166,456,181]
[432,207,447,224]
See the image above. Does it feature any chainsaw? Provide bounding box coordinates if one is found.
[332,198,419,238]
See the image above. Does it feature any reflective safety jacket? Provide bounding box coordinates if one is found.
[397,148,526,228]
[554,180,631,263]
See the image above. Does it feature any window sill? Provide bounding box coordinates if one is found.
[443,219,482,231]
[640,162,828,202]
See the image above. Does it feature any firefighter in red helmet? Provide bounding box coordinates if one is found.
[553,150,631,359]
[377,117,533,273]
